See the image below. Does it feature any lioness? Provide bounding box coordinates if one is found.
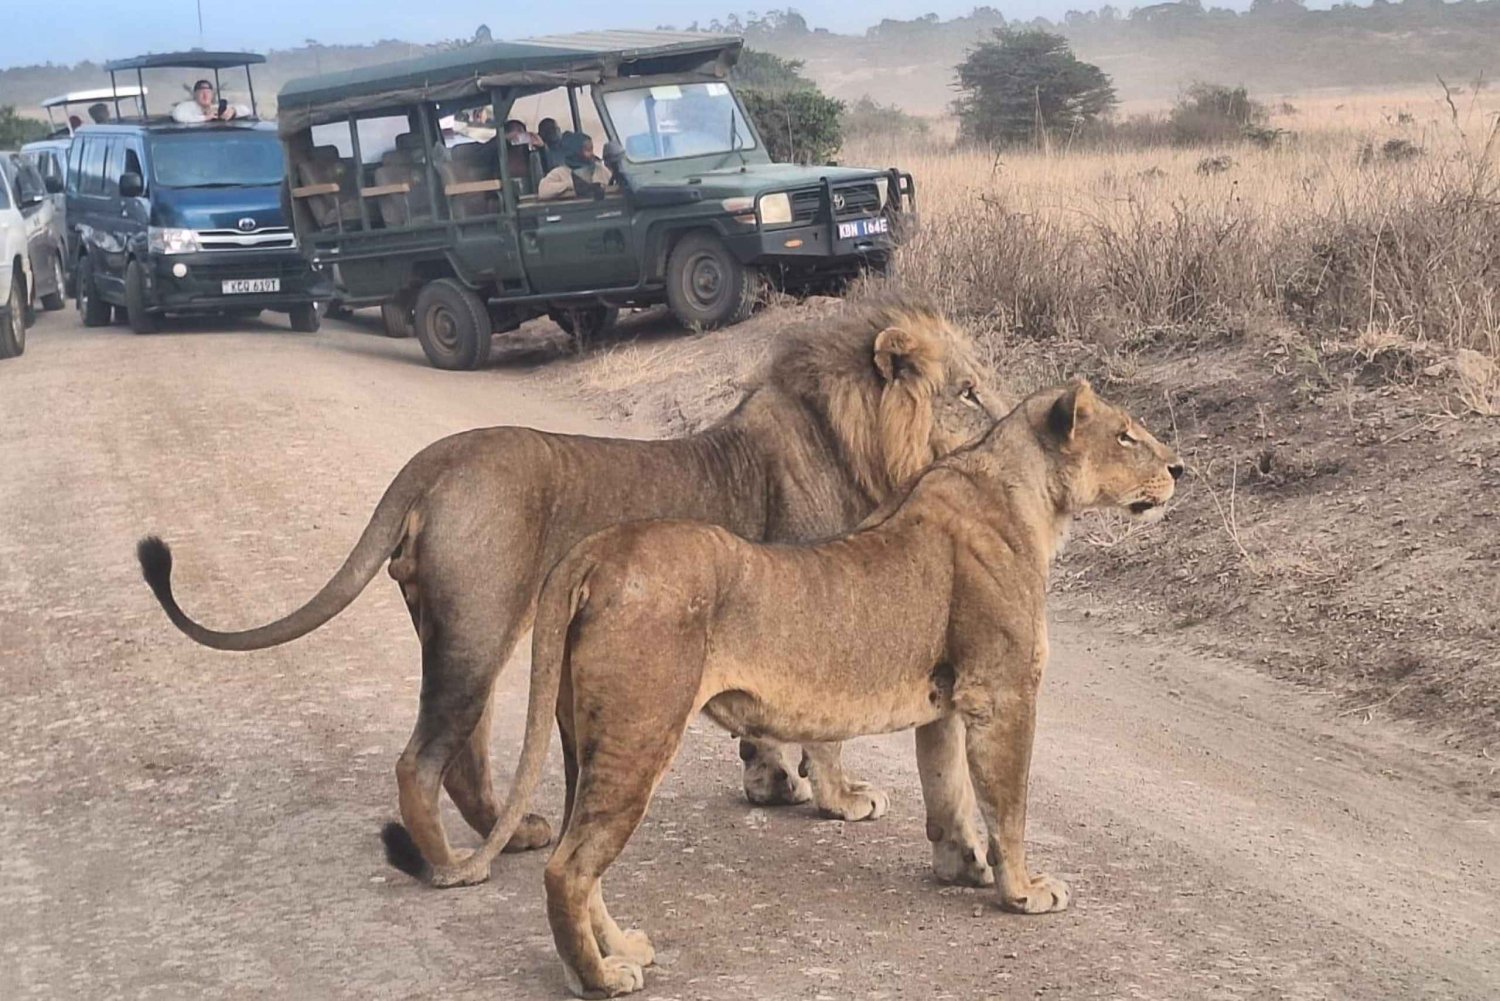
[136,296,1000,885]
[446,380,1181,997]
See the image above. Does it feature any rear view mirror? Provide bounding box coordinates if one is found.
[44,175,63,194]
[120,171,144,198]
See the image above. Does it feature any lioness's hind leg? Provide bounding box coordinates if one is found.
[917,715,992,887]
[443,697,553,853]
[804,742,889,822]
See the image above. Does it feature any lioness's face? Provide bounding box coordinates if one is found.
[1053,382,1183,522]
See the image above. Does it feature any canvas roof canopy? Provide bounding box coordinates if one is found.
[276,30,741,133]
[103,51,266,72]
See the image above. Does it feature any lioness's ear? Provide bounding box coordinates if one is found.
[1047,379,1095,441]
[873,326,915,384]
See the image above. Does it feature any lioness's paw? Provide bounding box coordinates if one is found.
[429,858,491,889]
[605,928,655,968]
[502,814,554,854]
[817,780,890,822]
[932,837,994,887]
[1000,873,1071,914]
[580,957,645,998]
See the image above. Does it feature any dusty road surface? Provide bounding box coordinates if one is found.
[3,311,1498,1000]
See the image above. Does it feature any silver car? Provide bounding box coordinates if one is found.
[0,151,68,313]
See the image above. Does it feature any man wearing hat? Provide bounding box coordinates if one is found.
[172,79,250,123]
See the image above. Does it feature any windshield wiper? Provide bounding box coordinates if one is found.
[173,181,273,189]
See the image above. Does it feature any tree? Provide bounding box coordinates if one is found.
[473,24,492,44]
[952,29,1116,145]
[0,106,46,148]
[732,49,843,163]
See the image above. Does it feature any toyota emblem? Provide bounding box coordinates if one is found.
[832,193,846,212]
[237,217,258,233]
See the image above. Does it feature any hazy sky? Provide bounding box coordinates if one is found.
[6,1,1262,70]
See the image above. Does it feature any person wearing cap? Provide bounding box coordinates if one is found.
[172,79,250,123]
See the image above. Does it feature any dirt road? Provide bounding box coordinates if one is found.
[3,312,1497,1000]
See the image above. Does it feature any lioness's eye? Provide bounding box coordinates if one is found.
[1118,430,1137,446]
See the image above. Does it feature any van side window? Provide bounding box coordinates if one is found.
[124,147,144,180]
[78,138,108,196]
[100,139,123,198]
[0,168,11,211]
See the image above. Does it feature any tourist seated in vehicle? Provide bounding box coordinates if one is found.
[537,117,567,170]
[537,133,614,201]
[503,119,540,186]
[87,102,111,124]
[172,80,250,123]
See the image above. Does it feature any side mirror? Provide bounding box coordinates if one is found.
[120,171,145,198]
[44,175,63,194]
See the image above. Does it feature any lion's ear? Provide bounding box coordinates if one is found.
[1046,379,1095,441]
[874,326,942,385]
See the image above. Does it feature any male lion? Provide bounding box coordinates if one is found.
[443,380,1182,998]
[136,296,1000,885]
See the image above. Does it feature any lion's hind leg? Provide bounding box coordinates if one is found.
[443,697,554,853]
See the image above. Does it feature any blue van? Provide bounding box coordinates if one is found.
[67,52,331,334]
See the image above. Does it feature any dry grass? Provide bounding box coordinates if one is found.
[850,84,1500,382]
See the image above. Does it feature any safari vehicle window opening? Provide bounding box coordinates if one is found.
[598,80,760,166]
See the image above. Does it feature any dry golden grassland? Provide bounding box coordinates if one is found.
[850,86,1500,413]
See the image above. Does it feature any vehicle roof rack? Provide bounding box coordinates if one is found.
[40,86,149,135]
[102,50,265,121]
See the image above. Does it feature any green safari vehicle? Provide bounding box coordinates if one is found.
[276,30,916,368]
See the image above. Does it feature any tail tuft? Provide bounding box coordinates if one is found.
[137,536,174,598]
[381,822,431,880]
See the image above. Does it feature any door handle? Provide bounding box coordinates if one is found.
[544,215,562,223]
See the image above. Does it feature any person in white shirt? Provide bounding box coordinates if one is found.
[172,80,250,123]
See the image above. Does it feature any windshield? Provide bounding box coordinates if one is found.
[603,82,757,162]
[149,132,286,189]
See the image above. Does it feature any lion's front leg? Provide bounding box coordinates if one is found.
[916,714,992,887]
[964,696,1070,914]
[739,737,812,806]
[802,741,889,822]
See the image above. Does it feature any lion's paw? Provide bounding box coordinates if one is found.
[932,836,994,887]
[571,957,645,999]
[819,781,890,822]
[502,814,554,854]
[605,928,655,968]
[1000,873,1071,915]
[429,857,491,889]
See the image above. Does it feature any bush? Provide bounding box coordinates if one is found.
[1169,82,1268,145]
[741,89,845,164]
[734,48,845,164]
[843,96,930,145]
[0,105,46,148]
[953,29,1117,146]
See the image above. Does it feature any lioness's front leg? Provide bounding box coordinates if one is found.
[802,742,890,821]
[916,715,992,887]
[964,696,1070,913]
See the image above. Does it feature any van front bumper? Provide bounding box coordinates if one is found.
[147,251,333,313]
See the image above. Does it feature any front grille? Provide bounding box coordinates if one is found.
[189,256,311,282]
[197,226,297,251]
[788,183,883,225]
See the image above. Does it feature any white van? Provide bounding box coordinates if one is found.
[0,158,37,358]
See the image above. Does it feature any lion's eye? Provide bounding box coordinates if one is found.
[1118,430,1138,446]
[960,385,982,408]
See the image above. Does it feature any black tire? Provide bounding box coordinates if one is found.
[380,299,414,338]
[414,279,492,370]
[288,303,321,333]
[665,231,760,330]
[124,259,158,335]
[40,253,66,311]
[0,272,26,359]
[77,255,112,327]
[550,304,619,350]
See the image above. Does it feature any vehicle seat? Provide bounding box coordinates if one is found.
[297,145,360,230]
[373,133,433,227]
[446,141,500,219]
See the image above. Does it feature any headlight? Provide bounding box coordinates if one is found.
[148,227,200,255]
[874,176,890,209]
[758,192,793,226]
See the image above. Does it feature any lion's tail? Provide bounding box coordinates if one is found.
[422,556,589,889]
[137,452,434,653]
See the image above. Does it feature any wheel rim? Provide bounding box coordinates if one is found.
[53,256,64,294]
[684,252,725,311]
[78,266,89,315]
[9,283,23,348]
[428,304,463,353]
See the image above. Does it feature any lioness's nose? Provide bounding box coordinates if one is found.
[1168,461,1185,481]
